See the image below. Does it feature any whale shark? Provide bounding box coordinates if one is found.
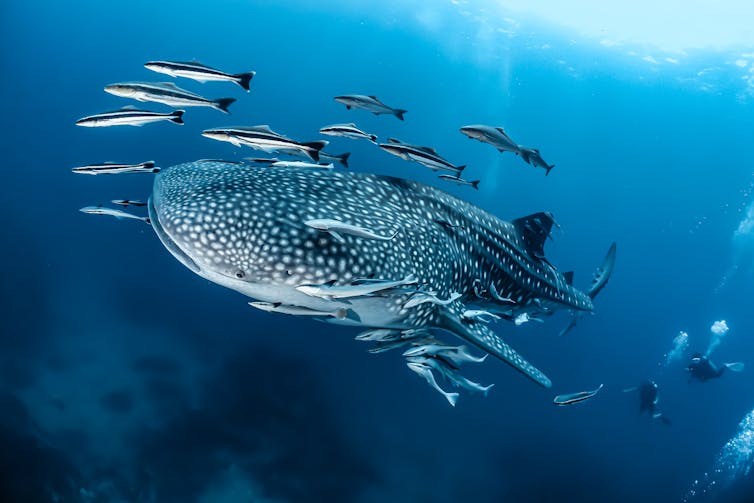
[148,160,613,400]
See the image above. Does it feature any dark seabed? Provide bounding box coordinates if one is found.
[1,1,754,502]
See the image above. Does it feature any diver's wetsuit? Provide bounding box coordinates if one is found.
[686,353,726,382]
[633,380,671,425]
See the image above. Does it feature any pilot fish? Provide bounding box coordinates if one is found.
[148,160,613,394]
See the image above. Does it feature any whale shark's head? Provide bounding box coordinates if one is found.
[147,160,384,306]
[148,160,304,301]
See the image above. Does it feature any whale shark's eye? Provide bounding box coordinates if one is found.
[235,269,246,279]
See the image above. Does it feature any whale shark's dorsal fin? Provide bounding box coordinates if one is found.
[512,212,556,260]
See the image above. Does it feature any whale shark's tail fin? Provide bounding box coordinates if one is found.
[439,306,551,388]
[589,242,617,299]
[559,242,617,336]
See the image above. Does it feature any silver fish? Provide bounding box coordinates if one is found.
[202,126,327,162]
[296,274,417,299]
[144,60,255,91]
[404,344,487,365]
[368,336,436,354]
[319,123,377,143]
[283,148,351,168]
[553,384,604,406]
[75,107,184,127]
[406,361,458,406]
[248,301,348,319]
[379,138,464,173]
[334,95,406,120]
[111,199,147,207]
[304,218,397,242]
[403,291,462,309]
[72,161,159,175]
[459,124,521,155]
[105,82,235,114]
[519,147,555,176]
[407,355,494,396]
[271,161,333,170]
[438,174,480,190]
[354,328,403,342]
[80,206,150,224]
[462,309,501,323]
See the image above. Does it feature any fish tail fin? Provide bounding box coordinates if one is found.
[446,392,459,407]
[370,134,378,143]
[234,71,255,91]
[142,161,156,170]
[546,164,555,176]
[724,362,745,372]
[471,180,480,190]
[213,97,236,114]
[440,309,551,388]
[142,216,151,225]
[482,383,495,397]
[170,110,185,125]
[394,109,407,121]
[302,141,328,162]
[338,152,351,168]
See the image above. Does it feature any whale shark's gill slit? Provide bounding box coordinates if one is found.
[148,196,200,274]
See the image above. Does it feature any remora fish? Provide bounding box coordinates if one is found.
[111,199,147,207]
[304,218,397,242]
[144,60,255,91]
[271,161,333,170]
[80,206,150,224]
[75,107,184,127]
[406,361,459,406]
[553,384,604,406]
[519,147,555,176]
[438,174,480,190]
[148,161,611,392]
[202,126,327,162]
[319,123,377,143]
[460,125,521,155]
[105,82,235,114]
[296,274,417,299]
[379,138,465,173]
[72,161,159,175]
[248,301,348,319]
[283,148,351,168]
[334,95,407,120]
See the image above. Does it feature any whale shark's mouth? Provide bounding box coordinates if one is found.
[148,196,200,274]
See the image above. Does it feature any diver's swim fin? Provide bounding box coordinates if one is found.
[724,362,745,372]
[439,308,551,388]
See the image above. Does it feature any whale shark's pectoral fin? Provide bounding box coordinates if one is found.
[438,307,552,388]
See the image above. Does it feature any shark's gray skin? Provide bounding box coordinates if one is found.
[149,160,606,390]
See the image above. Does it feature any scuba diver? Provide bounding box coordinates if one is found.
[623,380,671,425]
[686,352,744,382]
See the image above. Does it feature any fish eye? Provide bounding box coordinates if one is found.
[235,269,246,279]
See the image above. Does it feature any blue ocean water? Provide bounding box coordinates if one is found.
[2,1,754,501]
